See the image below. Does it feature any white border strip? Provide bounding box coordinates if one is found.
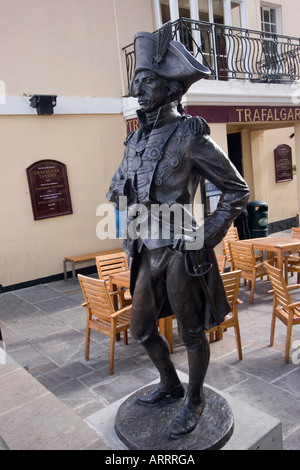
[1,81,299,117]
[122,81,300,119]
[0,96,123,115]
[184,80,299,106]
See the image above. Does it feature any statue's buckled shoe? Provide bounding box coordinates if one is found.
[137,383,185,405]
[169,395,206,439]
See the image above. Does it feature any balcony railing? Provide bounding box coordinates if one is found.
[122,18,300,94]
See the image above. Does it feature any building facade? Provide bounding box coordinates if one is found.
[1,0,300,289]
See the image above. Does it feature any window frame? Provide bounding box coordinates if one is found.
[260,2,282,35]
[154,0,248,29]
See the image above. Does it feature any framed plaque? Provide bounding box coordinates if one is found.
[26,159,73,220]
[274,144,293,183]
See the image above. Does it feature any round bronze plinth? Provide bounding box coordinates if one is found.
[115,385,234,450]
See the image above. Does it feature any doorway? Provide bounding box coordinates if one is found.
[227,131,243,176]
[227,132,250,238]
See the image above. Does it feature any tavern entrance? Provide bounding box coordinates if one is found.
[227,131,243,177]
[195,104,300,232]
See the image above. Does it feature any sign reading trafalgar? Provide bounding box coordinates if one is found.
[127,105,300,132]
[26,159,73,220]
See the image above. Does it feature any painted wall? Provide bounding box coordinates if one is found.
[262,126,297,222]
[0,113,126,286]
[0,0,154,98]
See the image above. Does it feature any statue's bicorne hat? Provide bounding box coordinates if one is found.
[131,23,210,95]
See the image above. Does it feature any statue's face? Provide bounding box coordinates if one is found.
[131,70,169,113]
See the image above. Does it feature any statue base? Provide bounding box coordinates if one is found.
[115,385,234,450]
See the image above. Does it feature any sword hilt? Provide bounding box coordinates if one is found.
[185,250,212,277]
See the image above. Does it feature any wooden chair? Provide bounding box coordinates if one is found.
[78,274,131,374]
[264,261,300,363]
[222,227,239,269]
[228,240,267,304]
[284,227,300,284]
[95,251,131,303]
[223,226,262,270]
[216,254,226,273]
[206,270,243,360]
[291,227,300,239]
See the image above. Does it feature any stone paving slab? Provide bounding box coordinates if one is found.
[0,349,108,450]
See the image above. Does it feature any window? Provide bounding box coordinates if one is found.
[231,1,241,27]
[159,0,170,23]
[260,4,282,76]
[197,0,209,22]
[212,0,224,24]
[201,180,221,217]
[156,1,247,27]
[261,5,278,34]
[178,0,191,18]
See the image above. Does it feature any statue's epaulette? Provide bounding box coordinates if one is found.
[186,116,210,137]
[124,130,135,146]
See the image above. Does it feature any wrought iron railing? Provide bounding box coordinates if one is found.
[122,18,300,94]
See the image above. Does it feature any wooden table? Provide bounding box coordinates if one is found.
[243,236,300,271]
[109,271,131,294]
[109,271,173,353]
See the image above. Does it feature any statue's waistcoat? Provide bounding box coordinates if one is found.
[125,119,184,203]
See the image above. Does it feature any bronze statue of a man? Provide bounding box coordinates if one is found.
[107,25,249,439]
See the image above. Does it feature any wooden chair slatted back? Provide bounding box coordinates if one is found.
[207,269,243,360]
[216,254,226,273]
[78,275,113,320]
[291,227,300,239]
[264,260,300,362]
[96,252,128,283]
[222,227,239,259]
[228,241,256,273]
[264,261,292,309]
[221,270,241,309]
